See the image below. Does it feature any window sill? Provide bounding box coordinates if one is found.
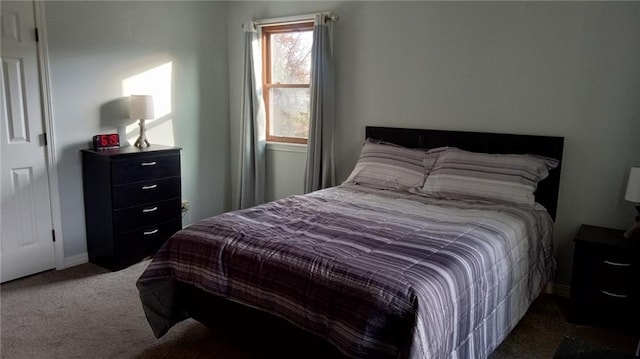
[266,142,307,153]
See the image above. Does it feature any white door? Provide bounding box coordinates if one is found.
[1,0,55,282]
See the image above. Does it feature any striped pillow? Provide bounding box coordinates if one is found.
[420,147,558,207]
[345,139,427,191]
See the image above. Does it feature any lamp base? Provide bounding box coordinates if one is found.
[133,119,150,148]
[623,205,640,239]
[134,137,150,148]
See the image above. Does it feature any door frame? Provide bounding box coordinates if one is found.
[34,1,65,270]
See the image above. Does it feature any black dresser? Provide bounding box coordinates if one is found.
[81,145,182,270]
[570,224,640,333]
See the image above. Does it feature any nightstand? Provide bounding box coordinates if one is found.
[570,224,640,333]
[81,145,182,270]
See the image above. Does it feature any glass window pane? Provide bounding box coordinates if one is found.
[271,30,313,84]
[269,87,310,139]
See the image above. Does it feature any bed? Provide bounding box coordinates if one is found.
[137,126,564,359]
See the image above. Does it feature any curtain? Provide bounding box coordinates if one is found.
[304,14,336,193]
[237,22,266,209]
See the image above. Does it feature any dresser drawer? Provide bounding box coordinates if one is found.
[113,198,181,233]
[111,153,180,185]
[114,219,181,263]
[113,177,180,209]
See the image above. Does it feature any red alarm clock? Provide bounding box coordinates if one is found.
[92,134,120,150]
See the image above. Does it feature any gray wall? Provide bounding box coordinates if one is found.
[227,1,640,285]
[44,1,230,260]
[42,1,640,285]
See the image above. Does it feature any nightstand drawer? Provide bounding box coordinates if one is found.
[111,153,180,185]
[595,289,637,327]
[599,247,635,268]
[112,177,180,209]
[599,258,635,295]
[113,198,181,233]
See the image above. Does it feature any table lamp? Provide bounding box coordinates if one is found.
[129,95,155,148]
[623,166,640,238]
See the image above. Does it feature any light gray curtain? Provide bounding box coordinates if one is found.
[304,14,336,193]
[238,22,266,209]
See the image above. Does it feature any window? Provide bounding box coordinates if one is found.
[262,22,314,144]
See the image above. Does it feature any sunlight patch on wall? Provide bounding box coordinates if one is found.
[122,62,174,146]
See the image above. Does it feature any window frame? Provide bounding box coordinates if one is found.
[261,21,314,145]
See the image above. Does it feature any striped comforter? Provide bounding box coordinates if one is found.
[137,184,555,359]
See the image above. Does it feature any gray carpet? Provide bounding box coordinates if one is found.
[1,260,637,358]
[553,336,633,359]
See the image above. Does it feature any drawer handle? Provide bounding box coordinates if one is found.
[603,260,631,267]
[143,229,159,236]
[141,161,157,167]
[141,184,157,190]
[601,290,628,298]
[142,206,158,213]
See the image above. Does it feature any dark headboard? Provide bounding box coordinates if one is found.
[365,126,564,221]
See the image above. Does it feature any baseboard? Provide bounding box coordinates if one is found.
[545,282,571,298]
[63,252,89,268]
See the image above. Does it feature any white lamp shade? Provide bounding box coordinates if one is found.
[129,95,155,120]
[624,167,640,203]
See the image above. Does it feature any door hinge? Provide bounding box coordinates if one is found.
[52,229,56,242]
[43,132,47,146]
[35,28,39,42]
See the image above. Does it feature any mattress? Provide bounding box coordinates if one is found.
[137,183,555,358]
